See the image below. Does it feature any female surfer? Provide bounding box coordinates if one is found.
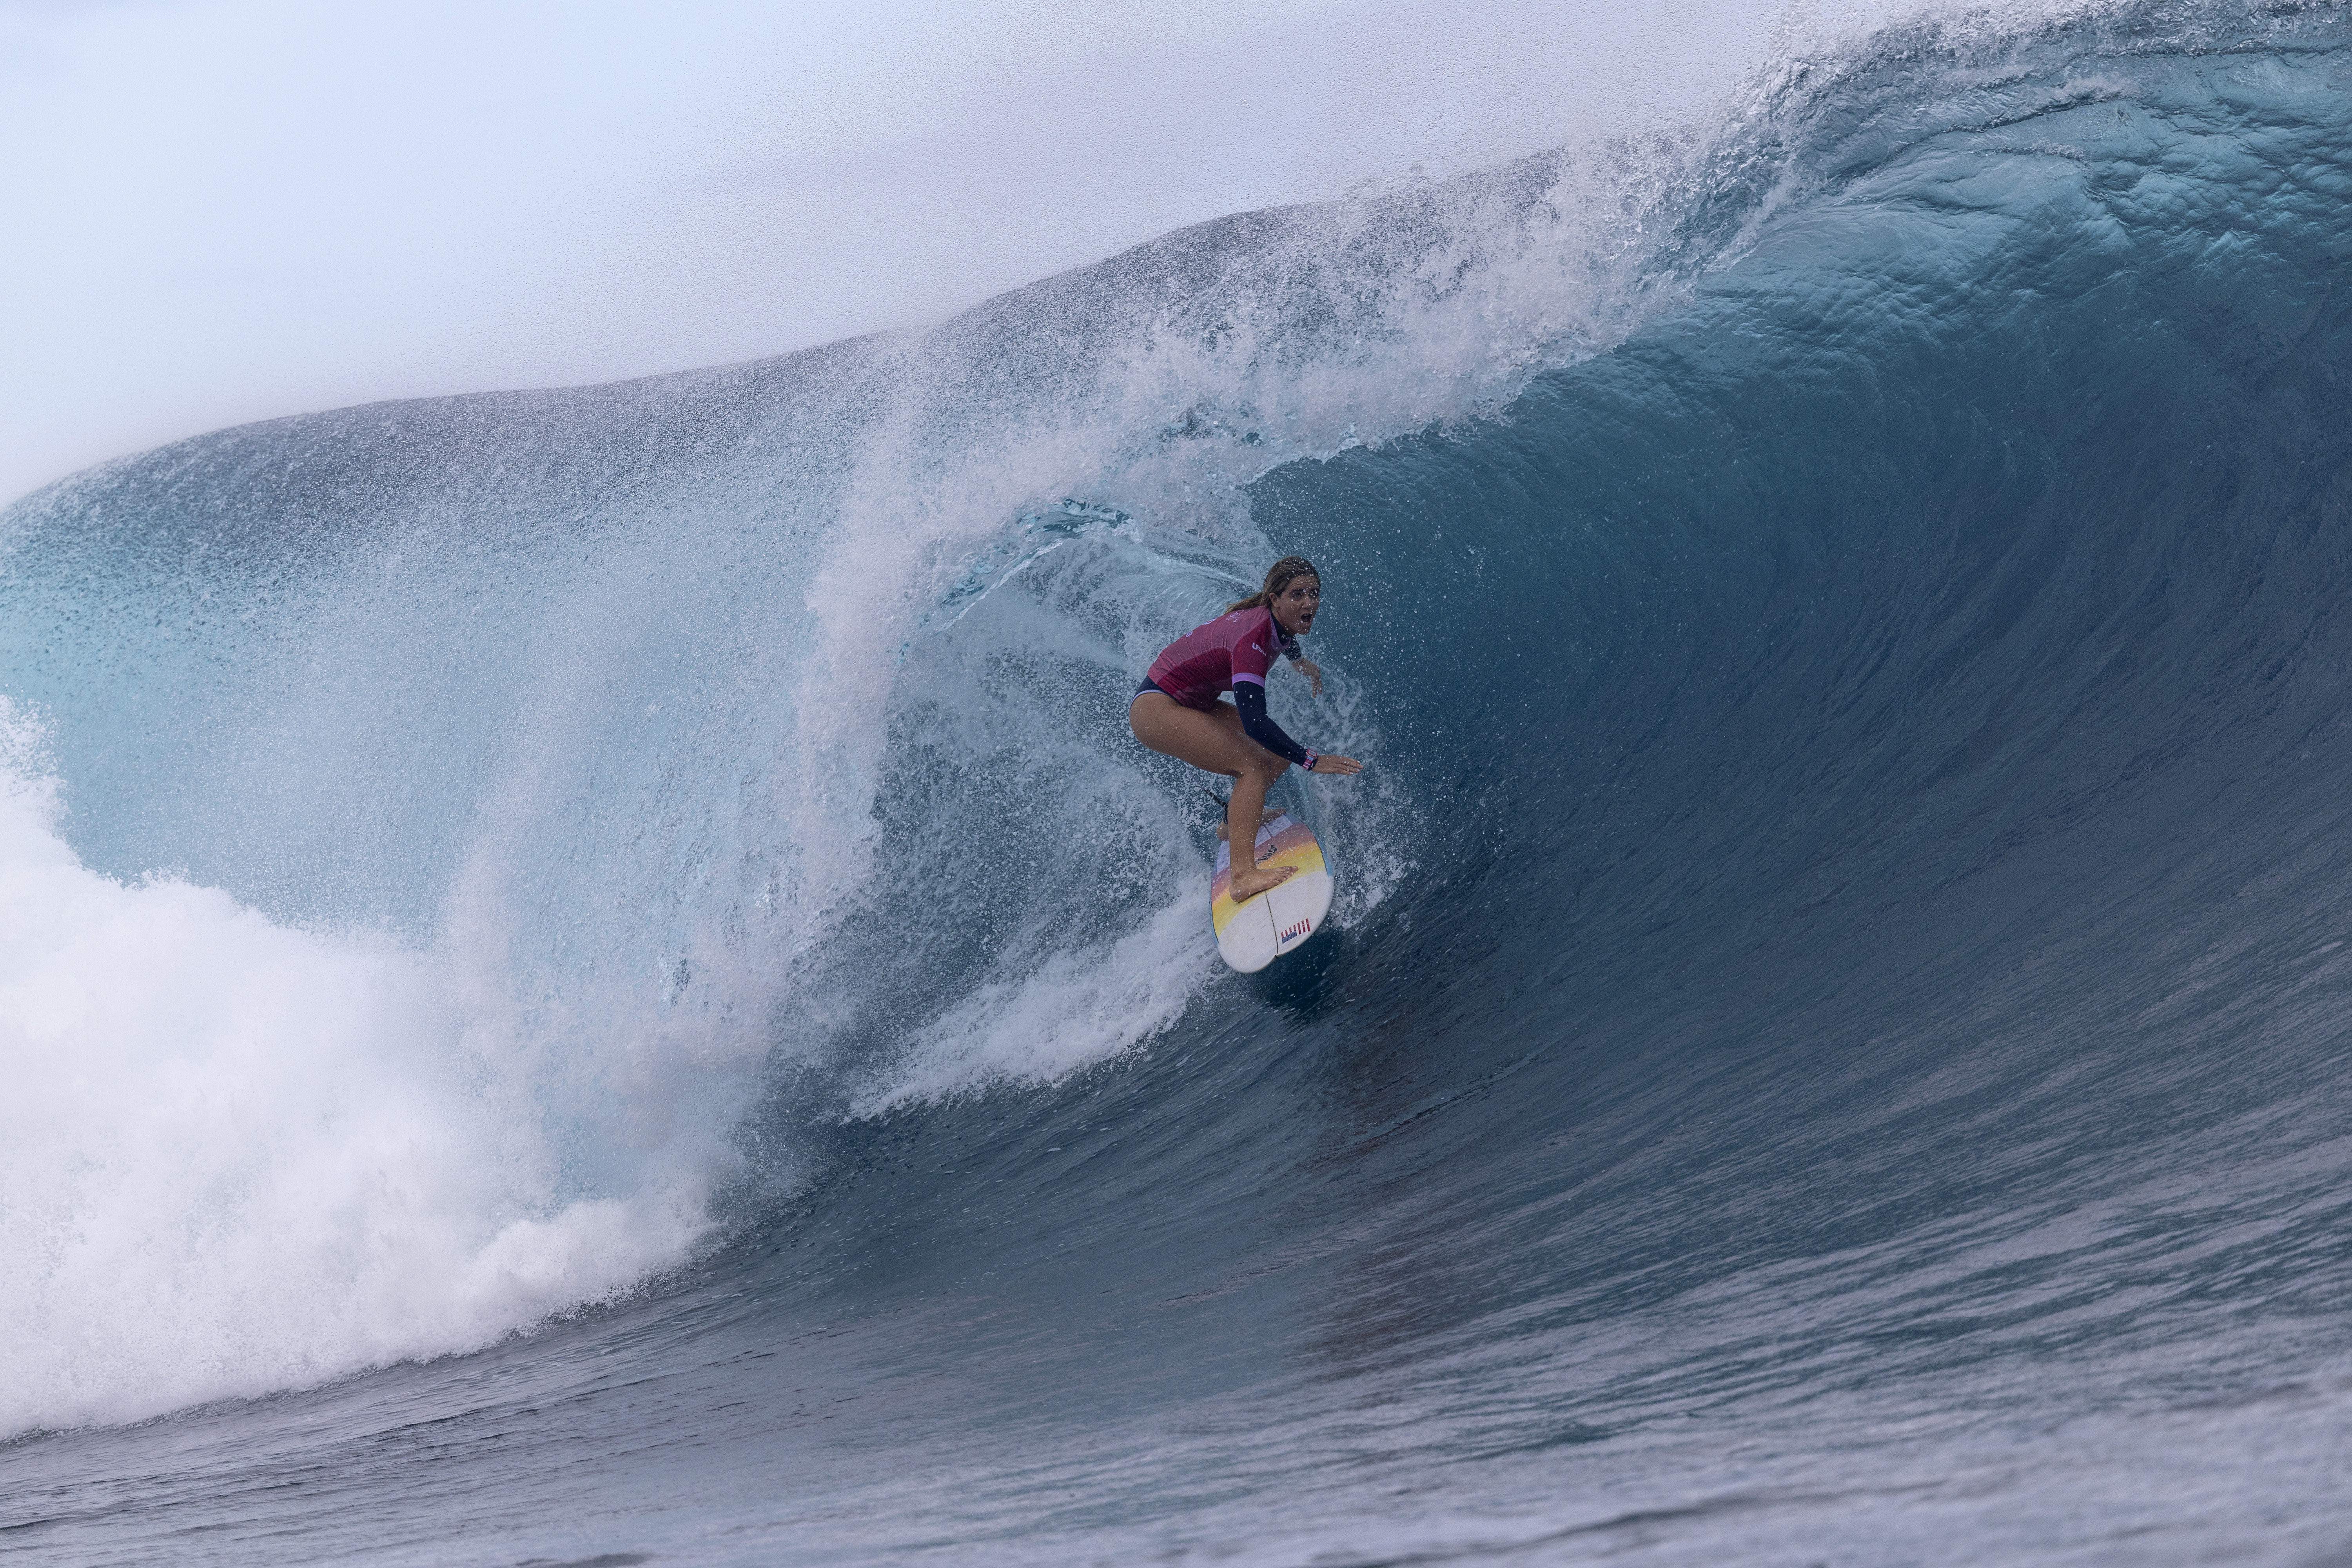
[1129,555,1364,902]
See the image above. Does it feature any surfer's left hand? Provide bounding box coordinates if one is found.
[1298,659,1324,697]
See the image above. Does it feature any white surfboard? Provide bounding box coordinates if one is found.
[1211,809,1334,973]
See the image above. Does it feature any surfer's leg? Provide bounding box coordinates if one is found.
[1201,706,1273,839]
[1192,704,1295,899]
[1218,759,1294,900]
[1129,692,1296,901]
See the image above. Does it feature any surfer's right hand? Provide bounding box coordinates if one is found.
[1308,753,1363,776]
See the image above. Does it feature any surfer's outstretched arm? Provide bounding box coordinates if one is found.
[1229,682,1360,777]
[1230,681,1312,769]
[1233,683,1363,780]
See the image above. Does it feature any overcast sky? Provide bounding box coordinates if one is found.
[0,0,1809,505]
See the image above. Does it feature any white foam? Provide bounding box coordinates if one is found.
[0,704,709,1435]
[858,894,1216,1115]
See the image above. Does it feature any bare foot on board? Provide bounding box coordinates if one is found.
[1227,862,1298,902]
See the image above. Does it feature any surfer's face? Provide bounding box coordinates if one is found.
[1271,575,1321,635]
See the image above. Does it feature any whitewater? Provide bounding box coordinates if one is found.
[7,1,2352,1562]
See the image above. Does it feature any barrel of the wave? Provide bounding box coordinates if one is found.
[1210,795,1332,971]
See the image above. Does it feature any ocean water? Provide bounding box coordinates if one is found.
[7,2,2352,1562]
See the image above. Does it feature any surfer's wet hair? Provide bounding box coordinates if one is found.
[1227,556,1320,614]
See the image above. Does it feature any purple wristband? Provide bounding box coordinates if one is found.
[1303,751,1319,773]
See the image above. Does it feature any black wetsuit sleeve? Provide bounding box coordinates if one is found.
[1233,682,1312,768]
